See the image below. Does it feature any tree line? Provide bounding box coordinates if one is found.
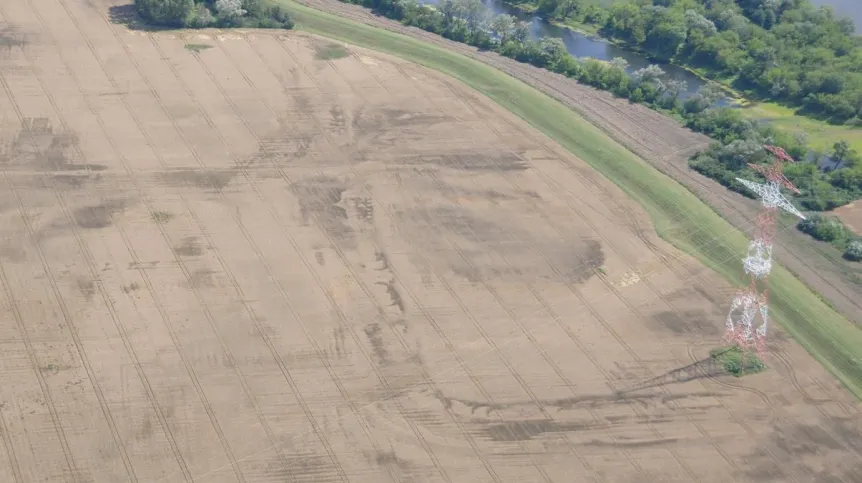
[134,0,294,29]
[509,0,862,125]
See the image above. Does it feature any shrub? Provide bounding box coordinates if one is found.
[845,241,862,262]
[710,345,765,377]
[185,3,215,28]
[135,0,194,27]
[797,214,855,248]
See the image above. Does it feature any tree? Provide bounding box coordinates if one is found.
[186,3,216,27]
[512,21,531,43]
[216,0,246,19]
[460,0,489,35]
[490,14,516,43]
[632,64,665,85]
[664,79,688,107]
[832,140,855,165]
[718,138,764,169]
[135,0,194,27]
[685,10,717,35]
[845,240,862,262]
[609,57,629,71]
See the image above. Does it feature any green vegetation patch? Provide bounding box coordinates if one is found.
[710,345,766,377]
[314,41,350,60]
[133,0,294,30]
[150,210,175,224]
[275,0,862,398]
[184,43,212,53]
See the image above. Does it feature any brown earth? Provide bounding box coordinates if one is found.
[831,202,862,236]
[288,0,862,328]
[0,0,860,482]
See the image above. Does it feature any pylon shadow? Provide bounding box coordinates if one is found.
[618,352,729,394]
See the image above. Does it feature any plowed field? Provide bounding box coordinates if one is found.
[0,1,860,482]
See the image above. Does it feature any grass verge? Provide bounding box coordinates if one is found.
[273,0,862,398]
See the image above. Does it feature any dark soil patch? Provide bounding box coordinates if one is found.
[72,199,126,229]
[173,236,203,257]
[159,169,237,192]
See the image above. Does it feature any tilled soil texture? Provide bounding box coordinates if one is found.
[288,0,862,327]
[0,1,860,482]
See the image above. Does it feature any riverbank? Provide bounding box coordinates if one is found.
[497,0,862,152]
[275,0,862,398]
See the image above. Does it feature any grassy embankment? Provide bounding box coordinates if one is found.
[273,0,862,397]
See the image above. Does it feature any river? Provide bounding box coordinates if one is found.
[424,0,724,103]
[424,0,859,106]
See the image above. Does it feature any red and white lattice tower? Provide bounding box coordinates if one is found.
[724,145,806,353]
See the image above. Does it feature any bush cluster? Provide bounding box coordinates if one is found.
[134,0,294,29]
[797,213,861,259]
[709,345,765,377]
[845,240,862,262]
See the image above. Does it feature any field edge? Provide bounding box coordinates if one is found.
[262,0,862,399]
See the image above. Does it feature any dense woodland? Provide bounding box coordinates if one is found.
[514,0,862,125]
[134,0,294,28]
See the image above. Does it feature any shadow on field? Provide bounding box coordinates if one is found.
[619,354,729,394]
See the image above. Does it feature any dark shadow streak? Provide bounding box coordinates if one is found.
[618,353,729,394]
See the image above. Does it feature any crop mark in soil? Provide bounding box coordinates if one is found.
[158,168,237,193]
[350,196,374,223]
[481,419,593,441]
[314,41,350,60]
[582,437,679,448]
[375,278,405,313]
[742,417,862,480]
[73,199,126,229]
[268,454,336,480]
[76,277,96,302]
[374,450,411,470]
[122,281,140,294]
[1,118,106,174]
[649,309,721,336]
[398,205,604,283]
[0,24,26,53]
[291,175,353,246]
[351,106,452,140]
[364,322,389,364]
[150,210,174,224]
[173,236,203,257]
[186,269,216,289]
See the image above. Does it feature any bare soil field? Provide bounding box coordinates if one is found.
[831,201,862,235]
[286,0,862,328]
[0,1,860,482]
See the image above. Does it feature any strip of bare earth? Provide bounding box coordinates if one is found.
[270,0,862,397]
[279,0,862,330]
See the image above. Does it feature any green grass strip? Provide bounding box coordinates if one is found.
[274,0,862,398]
